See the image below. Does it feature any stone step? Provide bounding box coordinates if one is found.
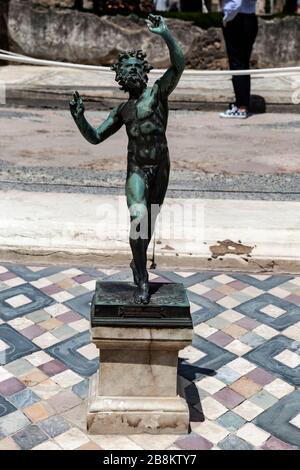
[0,189,299,272]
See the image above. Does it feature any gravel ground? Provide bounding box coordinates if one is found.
[0,106,299,200]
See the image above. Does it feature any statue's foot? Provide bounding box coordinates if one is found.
[134,282,150,305]
[130,260,140,286]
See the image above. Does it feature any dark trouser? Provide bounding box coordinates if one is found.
[222,13,258,108]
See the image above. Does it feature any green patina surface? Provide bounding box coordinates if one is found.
[91,281,192,328]
[70,14,185,305]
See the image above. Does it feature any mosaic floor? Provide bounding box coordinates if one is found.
[0,264,299,450]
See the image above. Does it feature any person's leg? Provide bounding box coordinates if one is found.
[222,13,255,111]
[240,14,258,109]
[126,169,150,304]
[231,14,258,110]
[223,15,244,108]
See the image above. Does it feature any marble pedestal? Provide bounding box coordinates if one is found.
[87,281,193,435]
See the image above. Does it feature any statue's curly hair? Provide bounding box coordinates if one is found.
[111,50,153,92]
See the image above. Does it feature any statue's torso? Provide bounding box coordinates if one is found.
[119,83,169,168]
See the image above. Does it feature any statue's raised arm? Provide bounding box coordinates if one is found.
[70,91,123,145]
[146,14,185,97]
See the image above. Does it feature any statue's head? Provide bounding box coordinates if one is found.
[111,50,153,93]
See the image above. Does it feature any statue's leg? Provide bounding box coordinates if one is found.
[130,259,140,286]
[126,169,150,304]
[147,157,170,251]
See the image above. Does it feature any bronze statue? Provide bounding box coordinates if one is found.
[70,14,184,304]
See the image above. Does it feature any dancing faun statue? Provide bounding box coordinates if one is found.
[70,14,185,304]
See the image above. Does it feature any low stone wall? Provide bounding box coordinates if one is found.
[0,0,9,65]
[4,0,300,69]
[187,16,300,69]
[253,15,300,68]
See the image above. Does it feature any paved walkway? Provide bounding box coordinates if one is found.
[1,107,300,199]
[0,264,299,450]
[0,65,299,110]
[2,106,300,175]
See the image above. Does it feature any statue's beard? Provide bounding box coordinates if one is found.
[117,72,147,92]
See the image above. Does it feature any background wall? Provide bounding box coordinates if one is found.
[2,0,300,69]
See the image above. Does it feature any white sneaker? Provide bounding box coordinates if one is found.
[219,104,248,119]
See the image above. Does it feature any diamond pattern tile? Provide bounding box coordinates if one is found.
[245,336,300,386]
[0,284,54,321]
[0,325,40,365]
[254,391,300,448]
[0,263,298,450]
[235,294,300,331]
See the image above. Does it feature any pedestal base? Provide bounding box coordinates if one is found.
[87,282,193,435]
[87,374,190,434]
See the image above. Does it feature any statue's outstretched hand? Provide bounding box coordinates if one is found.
[70,91,85,119]
[146,14,168,35]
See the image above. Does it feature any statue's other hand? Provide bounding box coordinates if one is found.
[70,91,85,119]
[146,14,168,35]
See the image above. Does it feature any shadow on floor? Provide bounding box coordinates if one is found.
[178,360,217,426]
[250,94,266,114]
